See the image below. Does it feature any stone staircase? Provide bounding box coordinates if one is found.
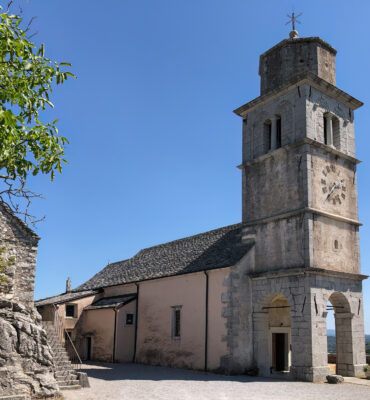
[42,321,81,391]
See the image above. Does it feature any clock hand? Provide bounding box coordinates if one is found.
[326,181,339,201]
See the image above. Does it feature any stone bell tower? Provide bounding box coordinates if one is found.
[231,29,367,381]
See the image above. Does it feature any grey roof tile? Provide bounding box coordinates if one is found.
[35,289,99,307]
[84,293,136,310]
[74,223,250,291]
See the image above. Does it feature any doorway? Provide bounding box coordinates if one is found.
[86,337,92,361]
[272,332,288,371]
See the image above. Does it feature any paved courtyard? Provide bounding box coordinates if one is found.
[62,363,370,400]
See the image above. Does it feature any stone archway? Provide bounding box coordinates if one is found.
[327,292,353,376]
[253,293,292,377]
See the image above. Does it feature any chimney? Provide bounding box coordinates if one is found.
[66,277,71,293]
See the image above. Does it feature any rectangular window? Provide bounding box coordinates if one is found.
[323,116,328,145]
[172,306,181,338]
[64,330,73,343]
[276,117,282,148]
[125,312,136,326]
[65,304,76,318]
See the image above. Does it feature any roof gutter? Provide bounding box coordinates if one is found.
[133,282,140,363]
[203,271,209,372]
[113,307,118,363]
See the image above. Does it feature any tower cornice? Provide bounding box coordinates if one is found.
[237,138,361,169]
[234,71,363,118]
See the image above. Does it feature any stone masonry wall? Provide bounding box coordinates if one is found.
[306,85,355,157]
[242,87,306,163]
[0,206,60,399]
[259,38,336,95]
[0,206,38,305]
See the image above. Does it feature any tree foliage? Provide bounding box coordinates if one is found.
[0,5,74,224]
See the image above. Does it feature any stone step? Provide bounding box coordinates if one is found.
[0,396,28,400]
[55,370,77,377]
[57,379,80,385]
[54,354,70,360]
[55,366,74,372]
[59,385,82,391]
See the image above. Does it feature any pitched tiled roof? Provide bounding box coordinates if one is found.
[74,223,251,291]
[35,289,99,307]
[84,293,136,310]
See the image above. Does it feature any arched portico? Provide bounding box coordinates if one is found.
[253,292,292,377]
[327,292,355,376]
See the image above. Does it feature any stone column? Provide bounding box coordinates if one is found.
[252,312,270,376]
[270,116,277,151]
[291,287,330,382]
[325,114,334,147]
[335,312,354,376]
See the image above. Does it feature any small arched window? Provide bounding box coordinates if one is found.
[264,119,272,153]
[323,113,340,150]
[332,117,340,149]
[276,116,282,148]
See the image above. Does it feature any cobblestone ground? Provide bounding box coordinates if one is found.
[62,363,370,400]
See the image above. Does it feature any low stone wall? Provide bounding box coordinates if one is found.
[328,353,370,366]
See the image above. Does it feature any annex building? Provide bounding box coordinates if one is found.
[36,29,368,382]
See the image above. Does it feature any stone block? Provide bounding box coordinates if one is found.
[326,374,344,384]
[77,372,90,388]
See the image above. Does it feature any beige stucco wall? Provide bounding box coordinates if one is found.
[57,295,98,332]
[136,269,229,371]
[75,308,115,362]
[38,304,55,322]
[115,300,137,362]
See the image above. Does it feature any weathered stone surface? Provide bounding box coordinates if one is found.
[77,372,90,388]
[0,301,60,399]
[326,374,344,384]
[0,205,60,399]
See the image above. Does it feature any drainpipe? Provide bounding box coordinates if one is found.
[133,283,140,363]
[113,307,118,363]
[203,271,209,372]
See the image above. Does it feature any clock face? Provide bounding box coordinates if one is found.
[321,164,346,205]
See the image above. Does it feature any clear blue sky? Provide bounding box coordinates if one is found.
[12,1,370,332]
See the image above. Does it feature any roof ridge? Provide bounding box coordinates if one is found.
[134,222,242,256]
[35,288,98,303]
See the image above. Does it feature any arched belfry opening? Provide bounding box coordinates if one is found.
[325,292,353,376]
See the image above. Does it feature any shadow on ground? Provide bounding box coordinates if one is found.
[78,362,291,383]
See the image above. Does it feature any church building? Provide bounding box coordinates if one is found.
[36,29,367,382]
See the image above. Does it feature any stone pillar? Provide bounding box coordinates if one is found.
[350,310,367,376]
[252,312,270,376]
[291,289,330,382]
[335,312,354,376]
[336,308,367,377]
[270,117,277,151]
[325,114,334,147]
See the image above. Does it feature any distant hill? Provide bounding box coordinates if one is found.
[327,332,370,354]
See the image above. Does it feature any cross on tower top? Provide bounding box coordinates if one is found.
[285,11,302,35]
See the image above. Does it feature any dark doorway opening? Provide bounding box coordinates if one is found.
[273,333,286,371]
[86,337,92,361]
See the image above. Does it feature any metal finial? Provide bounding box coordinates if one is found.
[285,11,302,34]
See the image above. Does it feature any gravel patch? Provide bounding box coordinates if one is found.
[62,363,370,400]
